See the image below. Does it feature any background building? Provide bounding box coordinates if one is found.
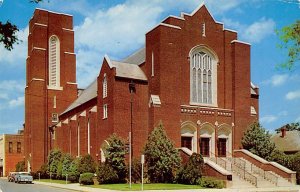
[0,131,24,176]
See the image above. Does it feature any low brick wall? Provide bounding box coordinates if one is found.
[234,149,296,184]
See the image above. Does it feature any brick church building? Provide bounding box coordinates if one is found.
[24,3,259,172]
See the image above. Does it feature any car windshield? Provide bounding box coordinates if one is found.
[19,173,30,176]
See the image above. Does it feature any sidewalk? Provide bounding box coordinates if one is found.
[33,180,300,192]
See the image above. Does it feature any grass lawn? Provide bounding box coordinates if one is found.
[89,183,203,191]
[35,179,71,184]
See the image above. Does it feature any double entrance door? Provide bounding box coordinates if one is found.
[199,137,227,157]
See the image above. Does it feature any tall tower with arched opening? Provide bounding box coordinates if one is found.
[24,9,78,172]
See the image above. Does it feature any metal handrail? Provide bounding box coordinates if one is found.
[209,152,227,169]
[264,171,278,185]
[252,164,265,176]
[233,157,246,170]
[232,163,257,187]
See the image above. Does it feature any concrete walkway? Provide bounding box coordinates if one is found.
[32,180,300,192]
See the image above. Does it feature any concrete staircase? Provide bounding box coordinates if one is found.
[209,156,295,188]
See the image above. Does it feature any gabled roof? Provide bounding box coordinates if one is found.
[251,82,259,95]
[122,47,145,65]
[271,130,300,152]
[111,60,147,81]
[60,80,97,116]
[60,47,147,116]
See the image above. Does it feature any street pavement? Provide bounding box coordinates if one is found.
[1,177,300,192]
[0,177,74,192]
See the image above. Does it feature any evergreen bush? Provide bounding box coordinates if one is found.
[242,122,275,160]
[102,133,127,183]
[79,172,94,185]
[176,153,204,184]
[78,154,96,174]
[97,163,119,184]
[143,122,181,183]
[197,177,225,188]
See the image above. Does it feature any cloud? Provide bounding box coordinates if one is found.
[39,0,101,17]
[0,93,9,100]
[262,74,289,87]
[0,26,28,65]
[222,17,275,44]
[286,90,300,100]
[8,96,24,108]
[0,80,25,111]
[74,1,164,87]
[0,80,25,92]
[296,116,300,122]
[242,18,275,43]
[260,110,288,124]
[261,115,278,124]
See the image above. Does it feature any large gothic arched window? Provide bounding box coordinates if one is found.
[190,46,217,106]
[49,35,60,88]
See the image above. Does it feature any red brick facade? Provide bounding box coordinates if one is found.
[0,134,24,176]
[24,4,259,171]
[24,9,78,171]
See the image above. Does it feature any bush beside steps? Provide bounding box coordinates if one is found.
[79,173,94,185]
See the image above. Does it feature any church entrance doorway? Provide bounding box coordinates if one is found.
[218,138,227,157]
[200,138,210,157]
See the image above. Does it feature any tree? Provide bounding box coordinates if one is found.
[78,154,96,174]
[241,122,276,160]
[61,153,74,178]
[0,0,43,50]
[15,160,25,172]
[102,133,127,183]
[143,122,181,183]
[276,20,300,70]
[275,122,300,133]
[47,148,63,177]
[176,153,204,185]
[67,158,80,183]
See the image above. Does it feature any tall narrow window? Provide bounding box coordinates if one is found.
[190,48,216,105]
[9,142,13,153]
[17,142,21,153]
[53,96,56,109]
[151,52,154,77]
[202,23,206,37]
[103,74,107,98]
[103,104,108,119]
[49,35,60,88]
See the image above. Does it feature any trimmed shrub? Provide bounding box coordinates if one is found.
[79,172,94,185]
[176,153,204,184]
[197,177,225,188]
[97,163,119,184]
[68,158,80,183]
[131,158,142,183]
[78,154,96,174]
[35,163,49,179]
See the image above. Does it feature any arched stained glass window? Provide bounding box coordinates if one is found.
[190,48,217,105]
[49,35,60,87]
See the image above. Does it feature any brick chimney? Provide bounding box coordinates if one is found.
[281,127,286,138]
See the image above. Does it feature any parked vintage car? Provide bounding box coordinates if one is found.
[7,172,17,182]
[14,172,33,184]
